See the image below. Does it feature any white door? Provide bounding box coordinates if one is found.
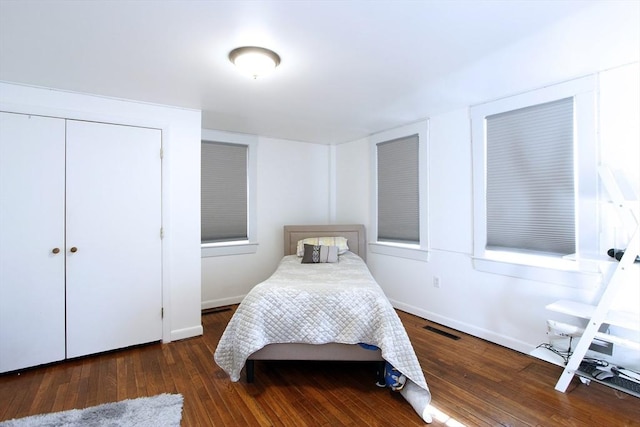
[0,112,66,372]
[65,120,162,358]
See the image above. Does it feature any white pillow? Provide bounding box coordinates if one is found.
[296,236,349,256]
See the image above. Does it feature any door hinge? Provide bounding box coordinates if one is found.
[160,147,164,159]
[161,307,164,318]
[160,227,164,239]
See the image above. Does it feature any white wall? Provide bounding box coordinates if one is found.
[0,82,203,343]
[598,64,640,318]
[201,137,332,308]
[335,136,370,224]
[414,1,640,119]
[335,0,640,367]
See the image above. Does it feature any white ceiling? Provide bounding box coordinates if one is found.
[0,0,596,144]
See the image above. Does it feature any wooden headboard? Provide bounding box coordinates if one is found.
[283,224,366,261]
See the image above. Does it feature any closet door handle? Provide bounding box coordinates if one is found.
[52,248,60,254]
[70,247,78,253]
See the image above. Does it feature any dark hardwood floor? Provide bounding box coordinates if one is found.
[1,306,638,426]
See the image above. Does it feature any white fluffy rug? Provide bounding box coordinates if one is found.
[0,393,183,427]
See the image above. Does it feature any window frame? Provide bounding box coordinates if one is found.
[470,75,600,287]
[201,129,258,257]
[369,120,429,261]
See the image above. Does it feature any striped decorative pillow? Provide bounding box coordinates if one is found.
[296,237,349,256]
[301,244,339,263]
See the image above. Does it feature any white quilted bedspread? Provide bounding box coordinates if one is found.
[214,252,432,421]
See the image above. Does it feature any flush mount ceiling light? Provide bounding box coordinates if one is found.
[229,46,281,79]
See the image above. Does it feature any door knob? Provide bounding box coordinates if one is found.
[70,247,78,253]
[52,248,60,254]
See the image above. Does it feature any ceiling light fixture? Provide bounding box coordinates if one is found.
[229,46,281,79]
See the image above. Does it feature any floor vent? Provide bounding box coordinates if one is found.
[424,325,460,340]
[202,307,232,315]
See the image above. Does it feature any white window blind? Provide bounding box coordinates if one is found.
[377,134,419,244]
[201,141,248,243]
[486,97,575,255]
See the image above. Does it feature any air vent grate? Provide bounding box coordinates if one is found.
[424,325,460,340]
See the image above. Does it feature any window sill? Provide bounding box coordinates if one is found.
[369,242,429,262]
[472,250,605,288]
[201,241,258,258]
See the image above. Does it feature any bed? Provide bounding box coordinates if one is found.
[248,224,379,374]
[214,224,432,423]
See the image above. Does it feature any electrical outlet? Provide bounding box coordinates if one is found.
[433,276,440,288]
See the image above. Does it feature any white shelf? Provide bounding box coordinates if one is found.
[546,319,640,350]
[546,300,640,332]
[532,346,640,398]
[574,368,640,399]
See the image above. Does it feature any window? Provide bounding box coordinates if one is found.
[377,135,419,244]
[471,76,599,285]
[485,97,575,255]
[201,141,247,242]
[201,130,257,257]
[370,121,428,260]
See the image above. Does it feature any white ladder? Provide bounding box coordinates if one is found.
[554,166,639,393]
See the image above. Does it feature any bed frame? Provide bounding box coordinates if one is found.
[245,224,384,383]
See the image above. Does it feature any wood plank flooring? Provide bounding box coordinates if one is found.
[1,306,638,426]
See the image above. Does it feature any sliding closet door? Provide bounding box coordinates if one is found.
[65,120,162,358]
[0,112,66,372]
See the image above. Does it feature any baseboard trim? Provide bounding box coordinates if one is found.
[169,325,203,342]
[389,299,533,354]
[201,295,245,310]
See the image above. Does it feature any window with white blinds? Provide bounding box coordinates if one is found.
[201,141,248,243]
[485,97,575,255]
[377,134,420,244]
